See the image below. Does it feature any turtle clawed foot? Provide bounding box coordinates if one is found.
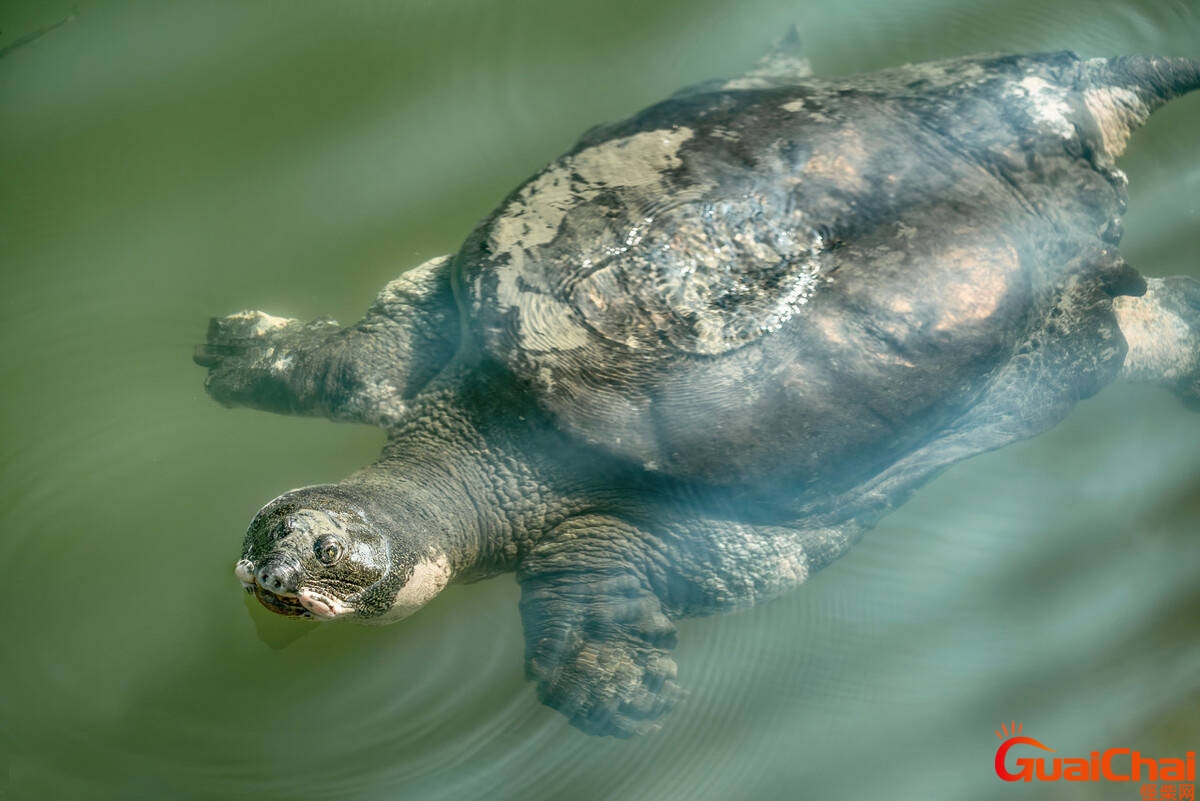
[521,575,685,737]
[194,310,300,406]
[194,310,336,410]
[535,640,684,737]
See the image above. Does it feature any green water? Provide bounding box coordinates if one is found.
[2,1,1199,799]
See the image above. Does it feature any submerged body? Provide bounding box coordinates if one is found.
[197,38,1200,736]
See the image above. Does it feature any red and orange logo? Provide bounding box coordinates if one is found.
[994,722,1195,799]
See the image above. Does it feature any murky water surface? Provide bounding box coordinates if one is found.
[3,1,1199,799]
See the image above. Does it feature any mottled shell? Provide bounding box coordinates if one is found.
[457,52,1140,487]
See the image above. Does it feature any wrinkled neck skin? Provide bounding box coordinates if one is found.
[337,356,606,612]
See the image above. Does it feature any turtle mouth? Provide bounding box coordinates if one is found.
[252,584,312,618]
[236,559,355,620]
[249,584,355,620]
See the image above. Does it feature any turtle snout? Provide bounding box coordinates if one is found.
[256,556,302,595]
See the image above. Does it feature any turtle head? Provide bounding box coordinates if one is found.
[235,484,450,623]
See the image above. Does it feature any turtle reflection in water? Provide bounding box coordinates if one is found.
[195,33,1200,736]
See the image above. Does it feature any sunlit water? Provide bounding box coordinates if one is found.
[2,1,1199,799]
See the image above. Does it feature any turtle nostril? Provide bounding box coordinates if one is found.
[257,558,301,594]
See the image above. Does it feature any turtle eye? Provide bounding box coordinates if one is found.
[314,535,344,566]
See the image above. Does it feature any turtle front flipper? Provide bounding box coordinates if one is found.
[194,254,458,427]
[1114,276,1200,407]
[518,517,684,737]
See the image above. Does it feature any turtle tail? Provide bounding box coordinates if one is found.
[1079,55,1200,156]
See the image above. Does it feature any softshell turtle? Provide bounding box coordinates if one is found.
[195,34,1200,736]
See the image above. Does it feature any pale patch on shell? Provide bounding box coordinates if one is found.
[930,245,1016,331]
[1006,75,1075,140]
[816,315,848,346]
[803,128,869,192]
[492,127,696,252]
[780,97,831,122]
[707,127,741,141]
[380,553,452,622]
[489,127,697,311]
